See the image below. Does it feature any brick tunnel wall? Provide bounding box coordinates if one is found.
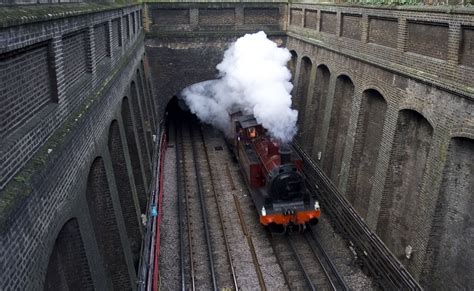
[144,2,288,115]
[286,3,473,289]
[0,4,157,290]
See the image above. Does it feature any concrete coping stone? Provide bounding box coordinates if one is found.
[0,3,141,29]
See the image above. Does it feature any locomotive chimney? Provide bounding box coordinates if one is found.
[279,144,292,165]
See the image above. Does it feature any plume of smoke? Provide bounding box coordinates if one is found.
[180,31,298,143]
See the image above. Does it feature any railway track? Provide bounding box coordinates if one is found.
[175,119,237,290]
[270,229,348,291]
[293,142,422,290]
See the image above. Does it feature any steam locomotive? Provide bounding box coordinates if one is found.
[230,112,320,233]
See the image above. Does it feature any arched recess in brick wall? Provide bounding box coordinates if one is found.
[108,120,142,272]
[137,69,156,134]
[376,109,433,259]
[131,81,152,177]
[122,97,148,213]
[86,157,131,290]
[323,74,354,184]
[308,64,331,160]
[44,218,93,291]
[140,59,157,117]
[288,50,297,83]
[346,89,387,219]
[424,137,473,290]
[295,56,312,133]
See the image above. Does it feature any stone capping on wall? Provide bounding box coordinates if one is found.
[0,5,143,192]
[288,3,474,100]
[146,2,287,35]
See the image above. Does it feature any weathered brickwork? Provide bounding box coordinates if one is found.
[320,11,337,35]
[62,30,90,89]
[287,4,473,287]
[108,120,143,271]
[44,218,94,291]
[200,8,236,25]
[407,21,448,60]
[341,14,362,41]
[86,157,132,290]
[94,22,110,66]
[0,4,153,290]
[0,42,54,139]
[346,90,387,219]
[244,8,279,25]
[146,3,286,34]
[0,5,143,190]
[368,17,398,48]
[290,8,302,26]
[304,9,318,30]
[152,8,190,25]
[460,26,474,67]
[122,97,149,214]
[426,137,474,289]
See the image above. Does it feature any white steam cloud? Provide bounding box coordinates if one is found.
[180,31,298,143]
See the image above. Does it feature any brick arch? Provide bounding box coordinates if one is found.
[424,136,474,289]
[131,80,152,176]
[307,64,331,158]
[121,97,148,213]
[398,100,436,130]
[295,56,313,132]
[43,218,93,291]
[86,157,131,290]
[449,124,474,140]
[136,69,155,135]
[323,74,355,183]
[377,109,433,258]
[347,89,388,219]
[108,120,142,271]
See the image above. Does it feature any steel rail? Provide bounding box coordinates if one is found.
[198,127,239,290]
[175,122,186,291]
[179,123,196,291]
[233,193,267,291]
[188,123,218,291]
[306,229,349,291]
[287,236,317,291]
[292,142,422,290]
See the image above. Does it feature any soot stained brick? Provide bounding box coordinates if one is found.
[94,23,109,66]
[152,8,190,25]
[290,8,302,26]
[199,8,235,25]
[368,17,398,48]
[112,18,122,49]
[0,43,52,139]
[44,218,93,291]
[304,9,318,30]
[460,26,474,67]
[86,158,131,290]
[62,30,89,89]
[342,14,362,41]
[244,8,279,25]
[320,11,337,35]
[407,21,448,60]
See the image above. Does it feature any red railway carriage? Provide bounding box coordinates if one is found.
[230,112,320,233]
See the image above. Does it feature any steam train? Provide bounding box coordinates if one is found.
[230,112,320,233]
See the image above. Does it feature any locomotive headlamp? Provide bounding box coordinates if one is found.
[261,206,267,216]
[314,201,320,211]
